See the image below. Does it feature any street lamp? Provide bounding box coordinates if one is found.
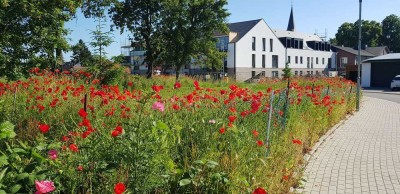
[356,0,362,111]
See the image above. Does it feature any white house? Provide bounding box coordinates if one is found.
[217,6,336,81]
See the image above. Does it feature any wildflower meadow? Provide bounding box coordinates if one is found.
[0,70,356,193]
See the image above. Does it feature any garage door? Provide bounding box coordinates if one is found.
[371,62,400,87]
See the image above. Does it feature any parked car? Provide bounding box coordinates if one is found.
[390,75,400,91]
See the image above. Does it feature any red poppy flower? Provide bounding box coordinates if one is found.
[292,139,302,145]
[78,108,88,118]
[174,82,181,89]
[172,104,180,110]
[219,127,225,134]
[253,187,267,194]
[151,85,164,93]
[69,144,79,152]
[193,80,200,90]
[114,182,126,194]
[115,126,123,133]
[228,115,237,123]
[77,165,83,171]
[39,124,50,133]
[252,130,259,137]
[111,130,121,137]
[127,81,133,87]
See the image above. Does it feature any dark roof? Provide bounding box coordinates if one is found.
[228,19,262,43]
[287,7,295,31]
[332,46,376,57]
[365,46,388,56]
[363,53,400,63]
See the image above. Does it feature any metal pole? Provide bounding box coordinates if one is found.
[266,90,275,157]
[356,0,362,111]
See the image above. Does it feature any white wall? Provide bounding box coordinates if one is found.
[286,49,336,69]
[227,43,235,68]
[234,20,286,69]
[361,63,371,87]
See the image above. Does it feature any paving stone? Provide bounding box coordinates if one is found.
[296,97,400,193]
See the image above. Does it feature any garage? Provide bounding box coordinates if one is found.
[361,54,400,88]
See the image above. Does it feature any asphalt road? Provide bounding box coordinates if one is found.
[363,92,400,104]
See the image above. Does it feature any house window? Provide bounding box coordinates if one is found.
[300,56,303,64]
[322,58,325,65]
[262,55,266,68]
[252,71,256,78]
[272,55,278,68]
[307,71,310,75]
[270,39,273,52]
[272,71,279,78]
[316,71,319,75]
[310,71,314,75]
[252,54,256,68]
[295,71,298,76]
[307,57,310,68]
[316,57,319,64]
[252,37,256,51]
[300,71,303,76]
[340,57,348,67]
[295,56,298,64]
[261,71,266,77]
[311,57,314,68]
[328,58,332,68]
[262,38,266,51]
[288,56,291,64]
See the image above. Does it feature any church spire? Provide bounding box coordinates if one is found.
[287,2,295,31]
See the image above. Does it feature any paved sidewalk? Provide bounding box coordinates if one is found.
[298,97,400,194]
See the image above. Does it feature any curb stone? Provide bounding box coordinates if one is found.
[293,99,365,193]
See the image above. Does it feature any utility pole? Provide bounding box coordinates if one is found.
[356,0,362,111]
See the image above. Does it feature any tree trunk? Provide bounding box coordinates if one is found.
[147,63,153,79]
[175,70,180,81]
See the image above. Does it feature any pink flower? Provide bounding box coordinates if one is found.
[208,119,216,124]
[35,180,56,194]
[152,102,165,112]
[48,149,58,160]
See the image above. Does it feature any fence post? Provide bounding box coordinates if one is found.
[84,94,87,112]
[312,83,315,95]
[326,85,330,95]
[266,90,275,157]
[13,86,17,117]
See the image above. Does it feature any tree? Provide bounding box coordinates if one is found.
[161,0,229,80]
[335,20,382,47]
[71,39,93,66]
[381,14,400,52]
[0,0,80,79]
[111,0,164,79]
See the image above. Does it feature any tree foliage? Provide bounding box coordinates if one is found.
[0,0,80,79]
[111,0,164,79]
[71,39,93,67]
[335,20,382,48]
[161,0,229,80]
[381,14,400,52]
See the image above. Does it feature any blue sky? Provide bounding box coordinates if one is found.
[64,0,400,61]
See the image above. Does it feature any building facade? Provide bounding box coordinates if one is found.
[121,6,337,81]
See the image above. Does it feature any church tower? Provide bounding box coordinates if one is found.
[287,3,295,31]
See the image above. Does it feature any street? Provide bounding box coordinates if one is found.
[363,92,400,104]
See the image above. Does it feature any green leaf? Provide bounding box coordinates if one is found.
[0,190,7,194]
[156,121,169,130]
[16,173,29,181]
[0,167,7,183]
[179,179,191,186]
[11,148,27,155]
[0,121,15,139]
[30,150,45,163]
[0,155,8,167]
[10,184,21,194]
[206,160,219,169]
